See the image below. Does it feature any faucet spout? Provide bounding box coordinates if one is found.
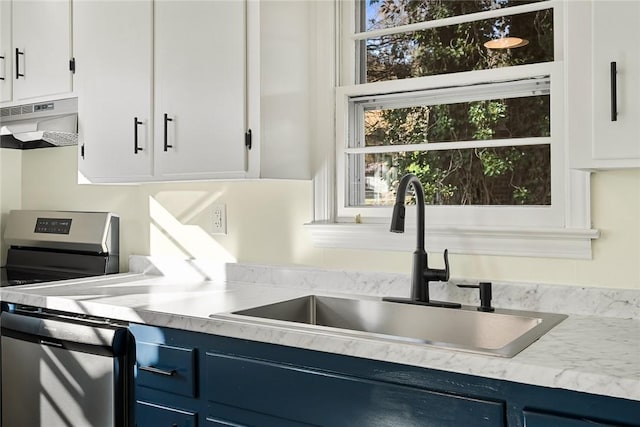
[390,174,425,252]
[383,173,460,309]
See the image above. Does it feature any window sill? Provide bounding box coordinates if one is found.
[304,222,600,259]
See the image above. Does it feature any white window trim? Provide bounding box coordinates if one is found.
[305,0,599,259]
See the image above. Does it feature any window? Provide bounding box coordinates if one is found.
[347,78,552,208]
[307,0,598,259]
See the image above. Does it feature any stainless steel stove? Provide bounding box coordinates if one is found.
[1,210,119,287]
[0,210,132,427]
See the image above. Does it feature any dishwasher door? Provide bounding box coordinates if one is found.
[0,311,135,427]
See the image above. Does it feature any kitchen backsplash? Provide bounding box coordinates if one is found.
[130,256,639,320]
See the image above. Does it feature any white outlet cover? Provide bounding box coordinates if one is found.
[211,203,227,235]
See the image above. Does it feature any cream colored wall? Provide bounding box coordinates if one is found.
[0,149,22,265]
[19,147,316,273]
[18,146,640,289]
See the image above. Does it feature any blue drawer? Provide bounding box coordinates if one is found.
[137,401,197,427]
[137,341,196,397]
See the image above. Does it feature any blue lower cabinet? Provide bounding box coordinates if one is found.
[136,401,197,427]
[203,351,504,426]
[129,324,640,427]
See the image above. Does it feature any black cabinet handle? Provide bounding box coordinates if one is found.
[134,117,143,154]
[0,55,5,80]
[611,61,618,122]
[139,365,176,376]
[164,113,173,151]
[15,48,24,79]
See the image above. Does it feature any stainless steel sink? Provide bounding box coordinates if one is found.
[232,295,567,357]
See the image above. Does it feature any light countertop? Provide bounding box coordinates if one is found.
[1,260,638,402]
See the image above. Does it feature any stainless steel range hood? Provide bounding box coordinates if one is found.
[0,98,78,149]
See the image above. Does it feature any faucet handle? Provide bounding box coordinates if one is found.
[442,249,450,281]
[425,249,449,282]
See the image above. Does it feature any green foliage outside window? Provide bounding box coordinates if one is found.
[361,0,553,206]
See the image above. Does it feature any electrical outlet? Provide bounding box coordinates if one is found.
[211,204,226,235]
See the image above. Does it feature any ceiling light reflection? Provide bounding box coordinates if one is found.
[484,37,529,49]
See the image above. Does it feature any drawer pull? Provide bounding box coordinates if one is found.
[139,365,176,376]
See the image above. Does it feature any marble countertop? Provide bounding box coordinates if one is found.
[1,260,638,402]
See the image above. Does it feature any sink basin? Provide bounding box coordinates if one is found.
[231,295,567,357]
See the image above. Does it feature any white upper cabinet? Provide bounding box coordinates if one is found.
[259,0,312,180]
[590,0,640,164]
[8,0,72,103]
[568,0,640,169]
[73,0,153,182]
[75,0,257,183]
[74,0,311,183]
[153,0,247,180]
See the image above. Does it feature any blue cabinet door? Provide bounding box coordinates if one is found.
[204,351,505,427]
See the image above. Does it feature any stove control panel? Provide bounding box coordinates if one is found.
[34,218,72,234]
[4,210,119,254]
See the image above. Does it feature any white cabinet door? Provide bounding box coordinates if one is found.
[74,0,153,182]
[569,0,640,170]
[154,0,248,179]
[591,0,640,163]
[12,0,72,101]
[0,0,12,102]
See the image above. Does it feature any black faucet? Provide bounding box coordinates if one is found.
[383,173,461,308]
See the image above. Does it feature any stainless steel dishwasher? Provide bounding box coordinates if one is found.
[1,310,135,426]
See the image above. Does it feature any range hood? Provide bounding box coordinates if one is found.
[0,98,77,149]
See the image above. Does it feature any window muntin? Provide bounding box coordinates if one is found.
[362,0,547,31]
[363,8,554,83]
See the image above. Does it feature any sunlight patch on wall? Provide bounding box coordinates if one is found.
[149,193,236,282]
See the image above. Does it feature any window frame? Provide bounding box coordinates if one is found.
[337,63,562,228]
[305,0,599,259]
